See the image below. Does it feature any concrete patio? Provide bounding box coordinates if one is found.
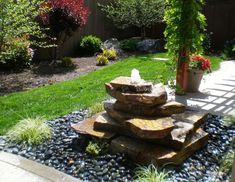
[172,60,235,116]
[0,151,80,182]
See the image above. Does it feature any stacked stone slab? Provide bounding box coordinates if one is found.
[72,76,209,165]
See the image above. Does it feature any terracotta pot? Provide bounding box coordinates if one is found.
[186,69,204,92]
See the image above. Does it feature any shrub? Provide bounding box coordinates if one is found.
[61,57,74,68]
[222,38,235,59]
[7,117,52,145]
[134,164,168,182]
[0,0,48,69]
[85,139,109,156]
[80,35,102,55]
[96,54,109,66]
[120,39,139,52]
[0,38,34,69]
[103,49,117,61]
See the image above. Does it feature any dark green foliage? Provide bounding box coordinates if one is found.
[222,38,235,59]
[202,32,213,55]
[164,0,207,60]
[60,57,74,68]
[120,39,140,52]
[100,0,165,38]
[80,35,102,55]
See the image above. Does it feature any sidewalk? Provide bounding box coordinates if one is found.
[0,151,80,182]
[173,60,235,116]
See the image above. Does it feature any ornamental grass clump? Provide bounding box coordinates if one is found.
[103,49,117,61]
[219,151,234,173]
[7,117,52,145]
[189,56,211,72]
[96,54,109,66]
[134,164,168,182]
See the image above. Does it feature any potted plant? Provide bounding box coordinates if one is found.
[186,55,211,92]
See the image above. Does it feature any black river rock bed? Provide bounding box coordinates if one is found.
[0,111,234,182]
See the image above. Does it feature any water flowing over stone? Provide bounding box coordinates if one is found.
[105,83,167,106]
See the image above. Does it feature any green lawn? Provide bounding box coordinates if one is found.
[0,53,222,134]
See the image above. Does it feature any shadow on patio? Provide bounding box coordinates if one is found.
[174,61,235,116]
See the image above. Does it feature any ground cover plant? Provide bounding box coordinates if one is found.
[0,53,221,134]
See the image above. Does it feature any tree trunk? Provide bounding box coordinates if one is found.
[141,27,146,39]
[54,31,67,60]
[176,47,189,93]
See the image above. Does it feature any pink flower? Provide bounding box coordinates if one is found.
[190,56,211,71]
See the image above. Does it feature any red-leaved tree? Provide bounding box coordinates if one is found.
[41,0,90,59]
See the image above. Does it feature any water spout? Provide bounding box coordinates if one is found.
[131,69,142,84]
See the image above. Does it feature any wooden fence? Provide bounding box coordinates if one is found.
[36,0,235,60]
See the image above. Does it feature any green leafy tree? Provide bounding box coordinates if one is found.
[164,0,207,91]
[100,0,165,39]
[0,0,48,66]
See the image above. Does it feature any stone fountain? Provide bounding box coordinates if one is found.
[72,69,209,165]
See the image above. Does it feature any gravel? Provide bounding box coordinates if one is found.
[0,111,234,182]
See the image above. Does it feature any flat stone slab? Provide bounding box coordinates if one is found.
[96,108,208,150]
[161,111,208,150]
[172,111,208,129]
[109,76,153,93]
[114,100,186,117]
[94,113,130,136]
[104,102,175,139]
[95,112,174,139]
[110,128,209,165]
[71,118,115,139]
[105,83,167,106]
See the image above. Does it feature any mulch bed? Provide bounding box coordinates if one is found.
[0,56,109,96]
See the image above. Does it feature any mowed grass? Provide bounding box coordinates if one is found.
[0,53,222,134]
